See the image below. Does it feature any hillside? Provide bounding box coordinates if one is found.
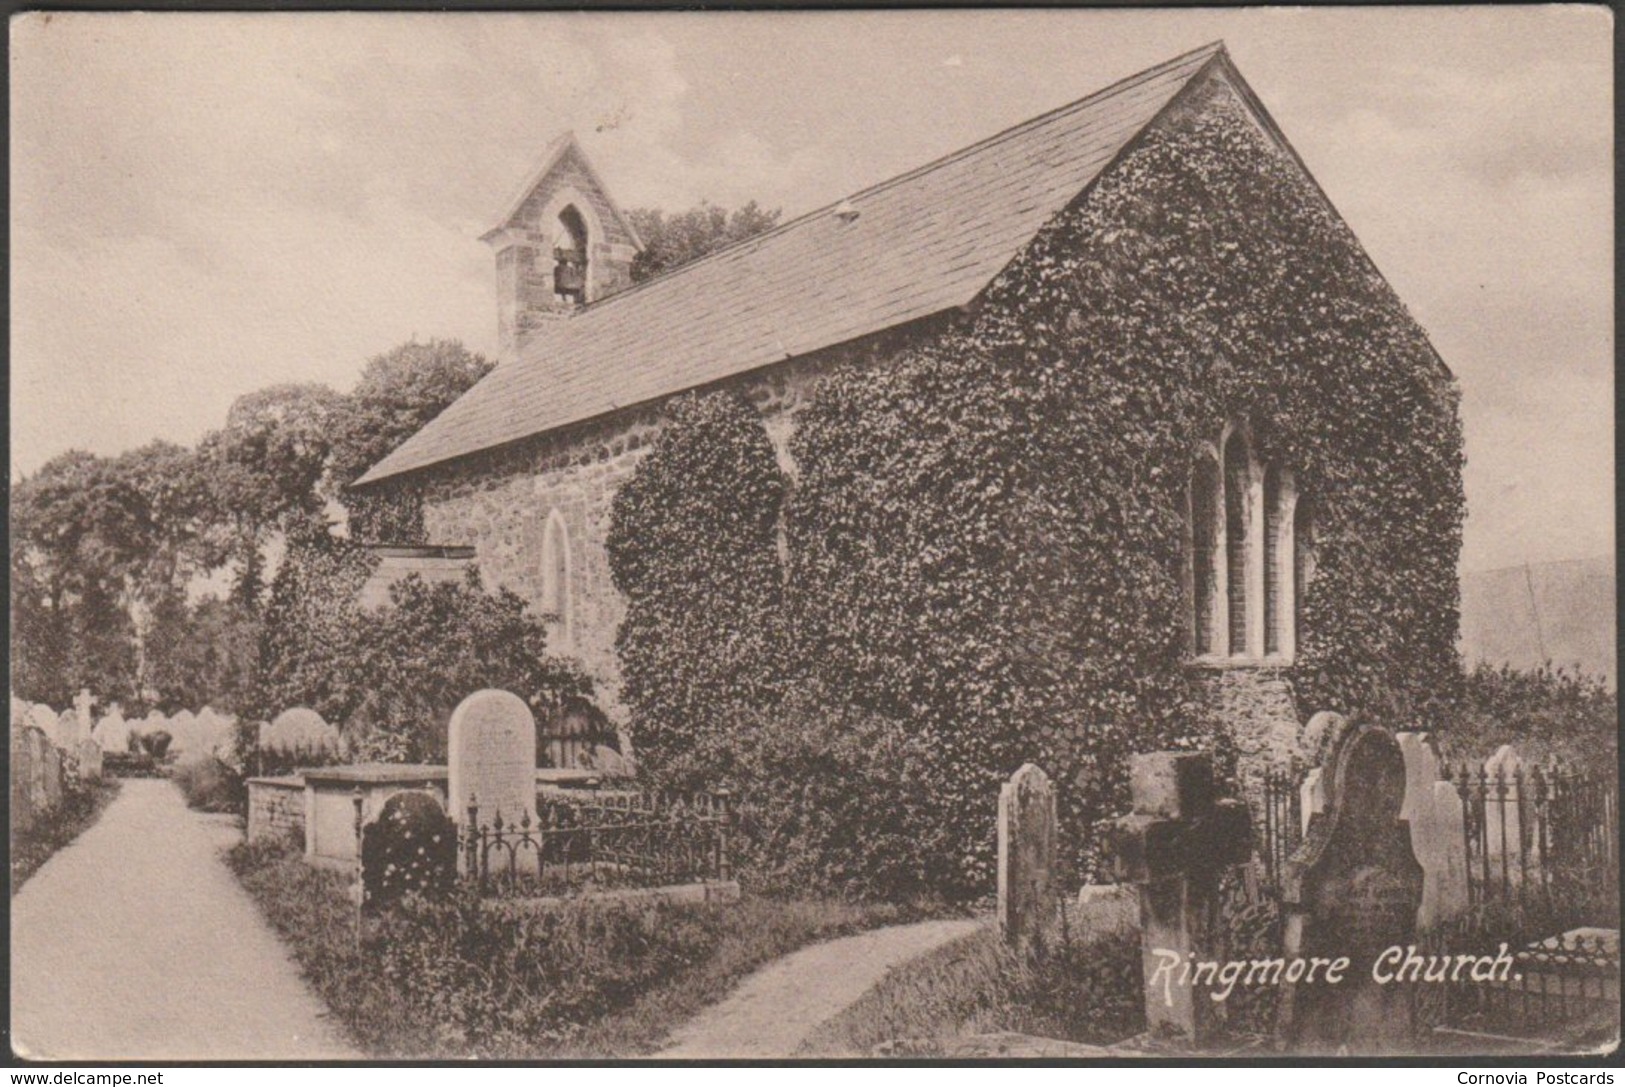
[1459,555,1616,687]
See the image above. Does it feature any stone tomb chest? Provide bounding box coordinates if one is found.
[300,765,449,870]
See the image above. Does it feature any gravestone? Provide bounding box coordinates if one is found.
[1396,732,1469,929]
[93,706,131,753]
[19,727,53,813]
[41,742,64,808]
[26,703,60,746]
[997,763,1056,950]
[361,791,458,907]
[78,737,104,782]
[11,696,27,732]
[74,689,95,734]
[1109,751,1251,1047]
[57,707,88,751]
[448,689,537,829]
[1482,744,1535,881]
[168,709,199,755]
[1278,721,1423,1053]
[196,708,235,755]
[267,707,338,755]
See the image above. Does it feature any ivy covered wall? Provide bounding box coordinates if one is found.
[780,67,1463,887]
[401,63,1462,895]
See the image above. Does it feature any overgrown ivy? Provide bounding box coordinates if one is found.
[610,73,1464,898]
[606,392,787,782]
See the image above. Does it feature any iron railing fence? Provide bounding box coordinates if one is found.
[460,788,733,896]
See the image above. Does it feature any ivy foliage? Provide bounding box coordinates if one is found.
[606,392,787,780]
[610,73,1464,898]
[254,521,589,762]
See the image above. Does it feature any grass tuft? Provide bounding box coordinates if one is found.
[225,837,937,1058]
[11,780,122,894]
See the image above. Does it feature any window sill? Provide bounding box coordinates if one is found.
[1183,655,1295,672]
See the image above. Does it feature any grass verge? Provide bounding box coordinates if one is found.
[10,780,122,895]
[800,923,1142,1056]
[226,836,943,1058]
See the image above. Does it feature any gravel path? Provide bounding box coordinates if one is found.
[11,778,358,1061]
[659,917,984,1059]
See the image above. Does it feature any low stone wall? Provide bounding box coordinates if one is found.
[247,776,307,846]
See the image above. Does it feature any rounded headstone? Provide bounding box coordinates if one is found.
[77,737,104,782]
[447,689,536,829]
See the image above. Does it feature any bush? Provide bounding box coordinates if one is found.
[1439,662,1618,763]
[255,523,591,762]
[172,754,244,814]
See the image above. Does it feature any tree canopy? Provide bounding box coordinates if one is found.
[626,202,781,284]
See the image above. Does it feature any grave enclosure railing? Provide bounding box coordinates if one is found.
[460,788,733,896]
[1451,761,1619,927]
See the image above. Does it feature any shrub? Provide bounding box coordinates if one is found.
[254,523,591,762]
[11,780,121,893]
[172,754,244,814]
[1439,662,1618,763]
[138,730,173,760]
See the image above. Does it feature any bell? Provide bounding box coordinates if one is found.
[554,260,584,294]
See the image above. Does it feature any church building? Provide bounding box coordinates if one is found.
[353,42,1462,774]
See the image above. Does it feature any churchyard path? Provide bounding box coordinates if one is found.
[11,778,358,1061]
[658,916,984,1058]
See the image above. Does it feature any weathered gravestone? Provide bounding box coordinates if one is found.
[1482,744,1536,882]
[18,727,54,814]
[74,689,95,733]
[448,690,538,875]
[1072,884,1140,945]
[93,706,132,754]
[1110,751,1251,1048]
[196,708,235,756]
[57,708,87,751]
[41,742,64,809]
[361,791,458,907]
[77,737,104,782]
[26,704,60,747]
[266,707,339,755]
[1397,732,1469,929]
[167,709,199,755]
[10,696,27,732]
[1278,720,1423,1054]
[1296,711,1346,833]
[997,763,1056,951]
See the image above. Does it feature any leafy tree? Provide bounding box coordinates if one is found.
[327,339,494,543]
[626,202,781,284]
[143,593,262,714]
[199,383,342,606]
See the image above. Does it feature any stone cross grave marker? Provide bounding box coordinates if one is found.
[1396,732,1469,929]
[1278,721,1423,1053]
[1109,751,1251,1048]
[997,763,1056,951]
[74,689,95,734]
[448,689,537,876]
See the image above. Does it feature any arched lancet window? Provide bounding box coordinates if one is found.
[1188,423,1304,662]
[1190,454,1221,656]
[551,206,589,304]
[540,509,574,648]
[1223,432,1251,657]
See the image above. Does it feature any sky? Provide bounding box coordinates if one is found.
[9,8,1613,574]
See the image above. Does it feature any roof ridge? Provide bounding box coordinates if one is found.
[565,40,1225,317]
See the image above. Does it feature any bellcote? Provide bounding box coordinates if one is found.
[481,133,642,360]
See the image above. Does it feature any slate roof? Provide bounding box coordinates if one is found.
[357,42,1226,486]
